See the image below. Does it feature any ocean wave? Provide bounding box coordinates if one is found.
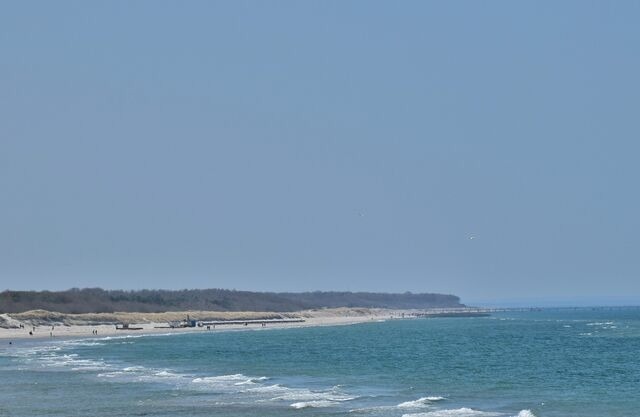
[192,374,270,389]
[95,365,190,385]
[193,373,248,383]
[94,332,175,342]
[62,341,106,347]
[234,376,269,385]
[6,342,540,417]
[97,371,126,378]
[95,369,298,398]
[402,407,502,417]
[398,396,446,408]
[6,344,114,374]
[290,400,340,408]
[123,366,146,372]
[242,383,287,394]
[35,352,112,372]
[153,370,181,378]
[273,389,355,402]
[402,408,535,417]
[243,383,356,405]
[3,344,62,359]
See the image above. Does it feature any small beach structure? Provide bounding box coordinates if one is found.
[115,323,143,330]
[167,315,198,328]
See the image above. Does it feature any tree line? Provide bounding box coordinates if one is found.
[0,288,463,314]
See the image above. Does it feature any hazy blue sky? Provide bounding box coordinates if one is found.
[2,1,639,304]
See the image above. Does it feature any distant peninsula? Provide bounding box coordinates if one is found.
[0,288,463,314]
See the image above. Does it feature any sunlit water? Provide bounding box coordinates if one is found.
[1,308,639,417]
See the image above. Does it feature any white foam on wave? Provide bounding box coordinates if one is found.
[585,321,618,330]
[97,366,181,381]
[62,340,106,347]
[398,396,446,408]
[123,366,146,372]
[103,366,189,385]
[234,376,269,385]
[154,370,180,378]
[243,383,356,405]
[404,408,533,417]
[9,340,357,411]
[5,344,62,359]
[586,322,614,326]
[274,387,355,402]
[36,352,112,372]
[97,371,125,378]
[192,373,247,383]
[191,373,271,392]
[402,408,502,417]
[93,332,176,343]
[8,339,121,374]
[196,374,247,387]
[290,400,339,408]
[243,383,286,394]
[69,361,111,371]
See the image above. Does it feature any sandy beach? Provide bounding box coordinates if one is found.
[0,308,435,341]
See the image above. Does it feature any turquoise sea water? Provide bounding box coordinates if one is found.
[1,308,639,417]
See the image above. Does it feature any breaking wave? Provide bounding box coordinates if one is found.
[398,396,446,408]
[291,400,340,408]
[402,408,502,417]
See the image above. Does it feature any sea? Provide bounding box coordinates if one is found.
[1,308,639,417]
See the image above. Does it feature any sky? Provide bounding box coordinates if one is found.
[1,1,639,305]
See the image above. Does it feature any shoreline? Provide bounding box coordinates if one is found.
[0,308,489,342]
